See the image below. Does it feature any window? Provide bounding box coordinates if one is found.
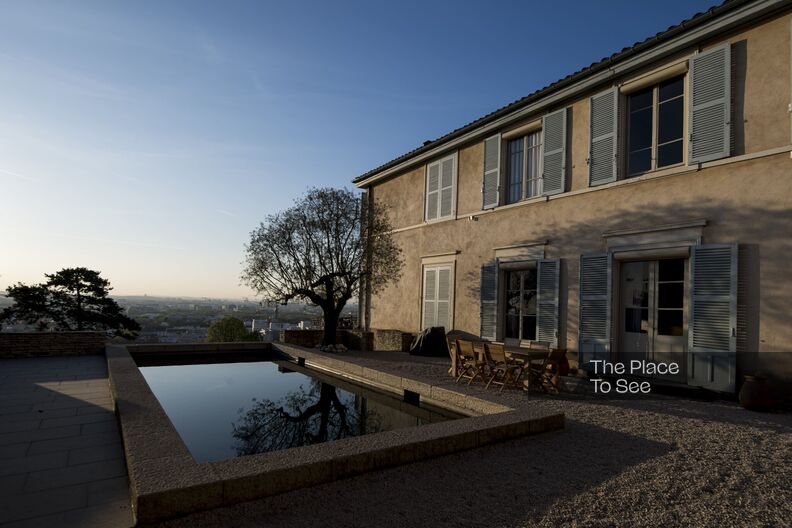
[657,258,684,336]
[422,265,453,330]
[627,76,685,176]
[504,268,537,342]
[505,130,542,204]
[425,154,456,221]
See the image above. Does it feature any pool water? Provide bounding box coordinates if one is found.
[139,360,460,463]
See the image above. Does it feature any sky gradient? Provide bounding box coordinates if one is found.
[1,0,719,299]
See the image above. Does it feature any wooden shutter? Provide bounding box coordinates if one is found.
[542,108,567,196]
[578,253,611,368]
[689,43,731,163]
[589,88,618,186]
[537,259,560,347]
[439,156,455,218]
[422,267,437,329]
[688,244,737,392]
[425,162,440,221]
[479,261,499,340]
[482,134,501,209]
[436,267,452,331]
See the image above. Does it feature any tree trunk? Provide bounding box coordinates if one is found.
[322,308,338,346]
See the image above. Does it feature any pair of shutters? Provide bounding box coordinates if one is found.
[578,244,737,392]
[587,42,731,185]
[422,266,452,331]
[479,259,561,347]
[425,156,455,221]
[481,108,567,209]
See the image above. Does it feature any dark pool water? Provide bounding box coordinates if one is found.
[139,360,460,463]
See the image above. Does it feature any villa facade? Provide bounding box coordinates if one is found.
[354,0,792,394]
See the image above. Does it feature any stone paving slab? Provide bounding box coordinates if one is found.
[0,355,133,527]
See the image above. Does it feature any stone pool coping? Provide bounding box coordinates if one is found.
[106,343,564,525]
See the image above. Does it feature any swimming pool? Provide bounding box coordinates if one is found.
[139,359,462,463]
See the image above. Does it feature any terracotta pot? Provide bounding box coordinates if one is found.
[739,375,774,412]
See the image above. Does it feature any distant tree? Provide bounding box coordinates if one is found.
[0,268,140,339]
[206,316,260,342]
[241,187,403,346]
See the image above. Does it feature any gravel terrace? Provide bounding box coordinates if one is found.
[153,350,792,528]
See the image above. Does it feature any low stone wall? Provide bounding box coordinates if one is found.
[279,329,373,351]
[0,332,106,358]
[372,329,415,352]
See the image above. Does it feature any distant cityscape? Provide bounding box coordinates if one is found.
[0,294,357,344]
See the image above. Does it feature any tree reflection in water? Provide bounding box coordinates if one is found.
[232,380,383,456]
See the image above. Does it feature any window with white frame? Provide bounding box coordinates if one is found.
[422,264,453,330]
[425,153,456,222]
[627,75,685,176]
[504,267,537,342]
[505,130,542,204]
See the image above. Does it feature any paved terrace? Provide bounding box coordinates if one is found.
[154,349,792,528]
[0,356,133,528]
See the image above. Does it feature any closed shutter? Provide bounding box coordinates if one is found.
[688,244,737,392]
[436,267,452,331]
[689,43,731,163]
[537,259,560,347]
[422,267,437,329]
[589,88,618,186]
[482,134,501,209]
[542,108,567,196]
[439,156,455,218]
[578,253,611,368]
[479,261,499,340]
[425,162,440,221]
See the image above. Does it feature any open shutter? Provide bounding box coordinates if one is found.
[439,156,455,218]
[689,43,731,163]
[479,261,499,340]
[482,134,500,209]
[537,259,560,347]
[688,244,737,392]
[425,162,440,221]
[589,88,618,186]
[542,108,567,196]
[578,253,611,368]
[436,267,451,331]
[422,267,437,329]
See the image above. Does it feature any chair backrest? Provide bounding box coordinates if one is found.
[529,341,550,352]
[548,347,567,364]
[456,339,476,360]
[485,342,506,364]
[446,336,456,360]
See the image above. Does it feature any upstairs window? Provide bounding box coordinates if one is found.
[425,153,456,221]
[505,130,542,204]
[627,76,685,177]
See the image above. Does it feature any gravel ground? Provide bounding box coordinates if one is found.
[153,351,792,528]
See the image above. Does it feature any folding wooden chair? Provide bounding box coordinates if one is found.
[455,339,485,385]
[527,347,568,393]
[484,342,523,392]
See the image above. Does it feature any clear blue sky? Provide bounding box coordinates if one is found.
[1,0,718,299]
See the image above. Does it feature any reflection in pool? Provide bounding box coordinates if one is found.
[139,360,459,463]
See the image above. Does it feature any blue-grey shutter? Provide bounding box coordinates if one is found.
[537,259,560,347]
[425,162,440,221]
[482,134,500,209]
[688,244,737,392]
[542,108,567,196]
[422,267,437,329]
[689,43,731,164]
[479,261,499,340]
[578,253,611,368]
[589,88,618,186]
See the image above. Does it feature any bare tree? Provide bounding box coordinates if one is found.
[241,187,402,346]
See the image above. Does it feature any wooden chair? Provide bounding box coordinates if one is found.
[455,339,485,385]
[446,336,458,377]
[484,342,523,392]
[526,347,568,393]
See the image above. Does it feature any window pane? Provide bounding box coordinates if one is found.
[522,316,537,341]
[658,97,684,145]
[506,138,524,204]
[659,76,684,102]
[658,259,685,282]
[657,310,683,336]
[507,271,520,290]
[506,314,520,339]
[506,290,520,315]
[522,291,536,315]
[629,107,653,151]
[629,88,653,111]
[657,140,683,167]
[524,268,537,289]
[658,282,684,309]
[625,308,648,334]
[628,148,652,175]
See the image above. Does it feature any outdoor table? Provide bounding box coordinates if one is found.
[505,347,551,391]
